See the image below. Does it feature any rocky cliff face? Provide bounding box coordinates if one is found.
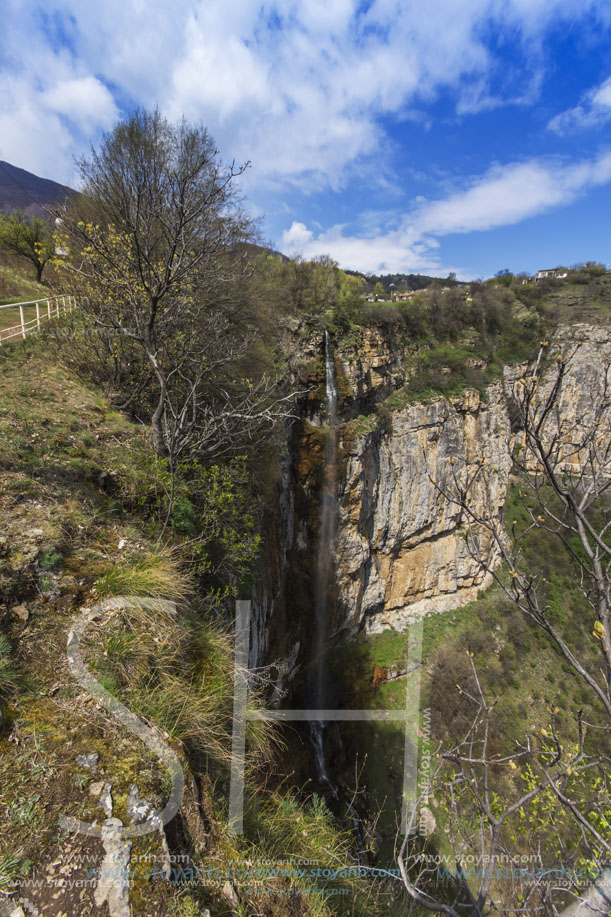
[506,323,611,474]
[338,326,409,411]
[252,321,611,683]
[336,384,511,633]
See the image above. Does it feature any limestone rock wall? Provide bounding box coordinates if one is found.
[339,326,408,409]
[253,322,611,677]
[505,323,611,474]
[335,385,511,633]
[332,322,610,634]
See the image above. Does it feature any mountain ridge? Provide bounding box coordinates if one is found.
[0,160,74,217]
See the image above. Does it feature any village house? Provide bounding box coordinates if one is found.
[535,268,568,281]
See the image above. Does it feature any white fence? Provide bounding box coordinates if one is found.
[0,295,75,344]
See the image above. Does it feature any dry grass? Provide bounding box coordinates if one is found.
[95,548,192,603]
[0,634,18,696]
[0,256,49,304]
[85,600,278,778]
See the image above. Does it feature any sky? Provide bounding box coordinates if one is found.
[2,1,611,279]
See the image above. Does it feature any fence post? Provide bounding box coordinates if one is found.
[47,299,51,321]
[19,304,25,339]
[36,301,41,329]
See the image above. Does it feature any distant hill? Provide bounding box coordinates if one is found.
[344,269,454,291]
[0,161,73,217]
[234,240,290,262]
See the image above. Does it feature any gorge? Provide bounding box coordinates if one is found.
[244,313,611,896]
[253,320,611,684]
[2,258,610,916]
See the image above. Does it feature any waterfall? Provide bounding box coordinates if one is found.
[307,333,367,857]
[323,329,338,418]
[309,330,339,791]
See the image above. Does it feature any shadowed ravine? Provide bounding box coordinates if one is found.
[308,330,339,794]
[308,334,367,856]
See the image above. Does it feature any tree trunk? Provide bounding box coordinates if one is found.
[151,392,170,457]
[142,330,170,458]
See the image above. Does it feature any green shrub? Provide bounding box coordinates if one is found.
[169,496,199,536]
[37,546,62,571]
[405,343,492,399]
[169,898,201,917]
[357,303,403,327]
[398,294,429,338]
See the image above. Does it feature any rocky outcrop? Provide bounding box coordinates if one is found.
[336,384,511,633]
[339,326,409,410]
[506,323,611,474]
[254,321,611,675]
[332,322,611,634]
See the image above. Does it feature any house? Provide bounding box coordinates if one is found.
[535,268,568,281]
[54,216,68,256]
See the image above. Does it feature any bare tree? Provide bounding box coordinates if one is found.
[56,108,295,464]
[399,656,611,915]
[449,338,611,717]
[398,335,611,914]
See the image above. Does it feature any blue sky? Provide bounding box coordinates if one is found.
[2,1,611,279]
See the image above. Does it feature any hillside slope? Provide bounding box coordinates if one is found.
[0,336,404,917]
[0,161,73,217]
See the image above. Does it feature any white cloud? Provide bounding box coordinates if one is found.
[290,223,445,274]
[2,0,611,281]
[166,12,271,124]
[285,151,611,273]
[0,6,119,181]
[282,221,315,249]
[416,155,611,234]
[0,77,77,181]
[3,0,611,188]
[548,75,611,134]
[41,76,118,132]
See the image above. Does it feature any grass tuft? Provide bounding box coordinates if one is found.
[0,851,32,894]
[0,634,18,696]
[96,549,191,603]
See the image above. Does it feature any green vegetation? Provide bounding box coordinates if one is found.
[0,257,49,305]
[0,634,18,697]
[334,265,611,411]
[337,481,611,879]
[83,586,275,777]
[1,111,609,914]
[0,334,404,915]
[0,851,32,895]
[95,548,192,601]
[0,210,55,283]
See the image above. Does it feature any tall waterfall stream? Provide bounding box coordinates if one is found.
[306,334,365,856]
[309,329,339,793]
